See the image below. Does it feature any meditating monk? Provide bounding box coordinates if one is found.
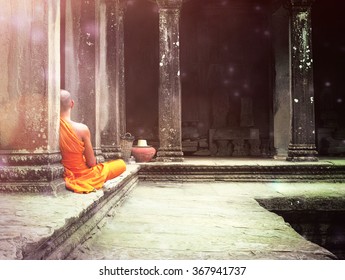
[59,89,126,194]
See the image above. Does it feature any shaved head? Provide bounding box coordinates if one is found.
[60,89,72,112]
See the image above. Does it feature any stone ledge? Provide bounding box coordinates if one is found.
[0,165,140,260]
[26,165,140,260]
[137,161,345,182]
[256,196,345,212]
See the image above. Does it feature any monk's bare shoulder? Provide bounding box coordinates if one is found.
[70,121,90,141]
[72,121,88,132]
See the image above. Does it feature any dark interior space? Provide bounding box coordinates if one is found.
[312,0,345,156]
[121,0,345,157]
[125,0,273,156]
[180,0,272,157]
[125,0,159,142]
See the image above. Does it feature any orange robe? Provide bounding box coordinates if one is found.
[59,118,126,194]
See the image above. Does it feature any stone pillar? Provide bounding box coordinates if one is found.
[0,0,64,193]
[64,0,104,162]
[287,0,318,161]
[156,0,184,162]
[117,0,127,138]
[272,3,291,158]
[100,0,127,159]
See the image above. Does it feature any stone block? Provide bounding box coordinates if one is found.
[198,139,208,148]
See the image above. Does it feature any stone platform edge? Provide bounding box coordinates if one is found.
[23,165,140,260]
[137,161,345,182]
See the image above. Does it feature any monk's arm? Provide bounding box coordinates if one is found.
[81,126,97,168]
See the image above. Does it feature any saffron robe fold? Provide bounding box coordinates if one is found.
[59,118,126,194]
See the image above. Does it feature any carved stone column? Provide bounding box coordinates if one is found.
[287,0,318,161]
[0,0,64,193]
[156,0,184,162]
[64,0,104,162]
[100,0,127,159]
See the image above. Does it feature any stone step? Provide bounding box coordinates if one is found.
[0,165,140,260]
[138,158,345,182]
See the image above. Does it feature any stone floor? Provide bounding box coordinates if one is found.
[1,157,345,260]
[0,165,140,260]
[67,180,343,260]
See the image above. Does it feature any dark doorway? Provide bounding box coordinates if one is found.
[180,0,273,157]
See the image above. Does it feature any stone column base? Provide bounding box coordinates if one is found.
[156,150,184,162]
[286,144,318,162]
[101,145,122,160]
[0,165,65,194]
[0,153,65,194]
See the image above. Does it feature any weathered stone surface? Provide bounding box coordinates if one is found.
[198,139,208,148]
[1,159,345,260]
[100,0,126,159]
[193,149,211,156]
[67,180,340,260]
[156,0,184,162]
[0,153,62,166]
[0,165,139,260]
[209,128,260,156]
[138,158,345,182]
[287,0,318,161]
[63,0,104,161]
[272,5,291,157]
[156,0,183,9]
[182,140,198,152]
[0,0,63,192]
